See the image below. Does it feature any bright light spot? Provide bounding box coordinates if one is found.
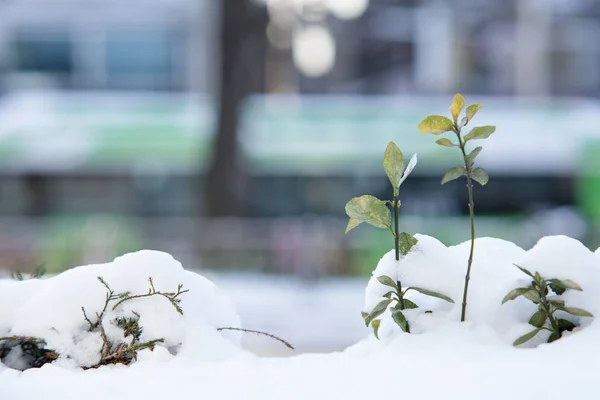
[293,26,335,77]
[325,0,369,19]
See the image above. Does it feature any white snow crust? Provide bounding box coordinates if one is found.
[2,236,600,399]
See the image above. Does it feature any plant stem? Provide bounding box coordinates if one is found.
[538,286,561,336]
[457,130,475,322]
[393,193,400,261]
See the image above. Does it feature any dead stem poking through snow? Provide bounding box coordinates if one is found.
[216,327,294,350]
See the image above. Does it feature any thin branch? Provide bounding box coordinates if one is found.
[111,277,189,315]
[217,327,294,350]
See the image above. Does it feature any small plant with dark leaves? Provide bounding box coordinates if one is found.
[345,142,454,337]
[362,276,454,338]
[503,264,594,346]
[418,94,496,322]
[11,263,46,281]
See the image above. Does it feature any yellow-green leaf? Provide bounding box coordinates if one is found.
[465,104,482,125]
[435,138,457,147]
[470,167,489,186]
[383,142,404,192]
[465,146,482,167]
[464,125,496,142]
[345,195,392,230]
[450,94,465,124]
[372,319,381,339]
[345,218,363,234]
[442,167,466,184]
[417,115,454,135]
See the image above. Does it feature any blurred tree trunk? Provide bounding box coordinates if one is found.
[205,0,266,216]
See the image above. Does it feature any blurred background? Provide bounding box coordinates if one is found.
[1,0,600,354]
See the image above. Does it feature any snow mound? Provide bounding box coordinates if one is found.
[0,250,243,369]
[364,234,600,344]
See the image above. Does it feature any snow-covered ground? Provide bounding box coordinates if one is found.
[204,273,367,355]
[2,235,600,399]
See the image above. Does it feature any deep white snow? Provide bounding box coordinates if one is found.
[2,235,600,399]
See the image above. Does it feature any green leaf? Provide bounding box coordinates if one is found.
[528,310,547,328]
[345,195,392,230]
[547,279,583,292]
[345,218,363,234]
[382,291,395,299]
[402,299,419,309]
[399,232,418,256]
[548,282,566,295]
[523,289,541,304]
[549,299,565,308]
[435,138,456,147]
[417,115,454,135]
[502,287,530,304]
[561,307,594,318]
[391,309,409,332]
[470,167,489,186]
[377,276,398,290]
[450,94,465,124]
[383,142,404,193]
[463,125,496,142]
[465,146,482,168]
[372,319,381,339]
[557,318,577,332]
[547,331,561,343]
[406,287,454,303]
[513,328,543,346]
[514,264,534,278]
[465,104,483,125]
[534,272,545,286]
[441,167,466,184]
[364,299,393,326]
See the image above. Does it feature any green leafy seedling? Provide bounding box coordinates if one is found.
[503,264,593,346]
[418,94,496,322]
[363,276,454,338]
[345,142,418,261]
[346,142,454,337]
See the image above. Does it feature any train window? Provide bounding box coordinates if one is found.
[105,30,179,90]
[13,30,72,74]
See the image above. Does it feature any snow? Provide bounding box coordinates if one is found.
[2,236,600,399]
[0,250,242,369]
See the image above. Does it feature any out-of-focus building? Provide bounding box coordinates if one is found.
[0,0,217,93]
[0,0,598,274]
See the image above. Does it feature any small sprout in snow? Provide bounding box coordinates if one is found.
[345,142,419,261]
[363,275,454,337]
[503,264,593,346]
[11,263,46,281]
[418,94,496,323]
[344,142,452,338]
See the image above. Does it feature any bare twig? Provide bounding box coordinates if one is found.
[111,277,189,314]
[217,327,294,350]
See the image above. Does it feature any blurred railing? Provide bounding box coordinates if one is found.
[0,210,589,277]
